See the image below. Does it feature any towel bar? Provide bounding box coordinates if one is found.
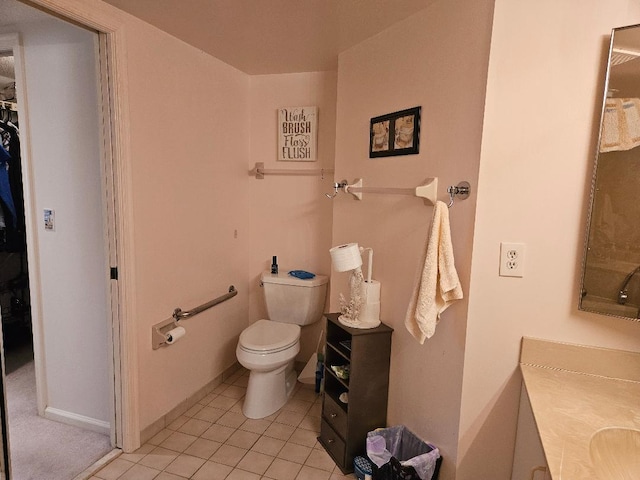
[251,162,334,179]
[331,178,471,207]
[344,178,438,205]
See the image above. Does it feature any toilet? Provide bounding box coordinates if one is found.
[236,270,328,419]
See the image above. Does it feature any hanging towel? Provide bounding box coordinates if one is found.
[405,200,463,343]
[600,98,640,152]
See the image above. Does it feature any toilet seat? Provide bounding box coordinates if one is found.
[239,319,300,354]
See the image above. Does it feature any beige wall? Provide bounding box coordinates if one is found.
[122,19,252,429]
[29,0,337,433]
[248,72,337,363]
[332,1,494,478]
[459,0,640,478]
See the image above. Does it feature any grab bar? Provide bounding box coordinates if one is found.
[152,285,238,349]
[173,285,237,321]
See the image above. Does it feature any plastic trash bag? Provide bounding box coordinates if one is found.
[366,426,441,480]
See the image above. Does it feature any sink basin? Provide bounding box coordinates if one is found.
[590,427,640,479]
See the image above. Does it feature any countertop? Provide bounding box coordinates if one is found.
[520,337,640,479]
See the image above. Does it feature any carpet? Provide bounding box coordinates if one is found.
[6,361,112,480]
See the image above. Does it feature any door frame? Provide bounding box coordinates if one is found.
[14,0,140,452]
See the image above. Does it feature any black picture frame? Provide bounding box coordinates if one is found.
[369,106,421,158]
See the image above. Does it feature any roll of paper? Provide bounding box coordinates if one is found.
[362,280,380,302]
[330,243,362,272]
[166,326,186,344]
[359,280,381,327]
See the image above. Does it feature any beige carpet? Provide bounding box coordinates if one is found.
[6,361,112,480]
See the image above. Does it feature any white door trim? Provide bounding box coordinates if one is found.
[21,0,140,452]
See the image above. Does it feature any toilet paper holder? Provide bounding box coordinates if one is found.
[152,285,238,349]
[152,318,183,349]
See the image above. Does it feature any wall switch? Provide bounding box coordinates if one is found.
[500,242,525,277]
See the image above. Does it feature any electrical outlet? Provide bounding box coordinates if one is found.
[500,242,525,277]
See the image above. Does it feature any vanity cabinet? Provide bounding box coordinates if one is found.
[318,313,393,473]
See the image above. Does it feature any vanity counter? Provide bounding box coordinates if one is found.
[520,337,640,479]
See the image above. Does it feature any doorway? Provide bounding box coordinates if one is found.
[0,1,120,477]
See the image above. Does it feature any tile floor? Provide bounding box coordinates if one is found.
[91,369,356,480]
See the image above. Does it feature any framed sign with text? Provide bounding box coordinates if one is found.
[278,106,318,161]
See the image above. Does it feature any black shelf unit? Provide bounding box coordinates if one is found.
[318,313,393,474]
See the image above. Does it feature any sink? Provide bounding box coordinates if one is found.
[589,427,640,479]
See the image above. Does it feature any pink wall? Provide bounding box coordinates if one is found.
[459,1,640,478]
[332,2,494,478]
[248,72,337,362]
[123,20,252,429]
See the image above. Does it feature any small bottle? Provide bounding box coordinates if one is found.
[271,256,278,274]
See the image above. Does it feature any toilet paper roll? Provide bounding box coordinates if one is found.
[362,280,380,302]
[330,243,362,272]
[165,326,186,344]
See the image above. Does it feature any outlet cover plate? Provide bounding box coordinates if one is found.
[500,242,525,277]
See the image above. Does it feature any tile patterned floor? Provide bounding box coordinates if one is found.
[91,369,356,480]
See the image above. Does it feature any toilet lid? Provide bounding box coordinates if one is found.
[240,319,300,353]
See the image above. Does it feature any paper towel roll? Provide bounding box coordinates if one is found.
[359,301,381,326]
[330,243,362,272]
[166,326,186,344]
[359,280,381,328]
[362,280,380,302]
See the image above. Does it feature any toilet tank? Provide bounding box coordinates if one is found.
[261,271,328,325]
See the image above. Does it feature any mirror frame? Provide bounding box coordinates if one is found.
[579,23,640,321]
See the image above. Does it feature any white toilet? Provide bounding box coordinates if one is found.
[236,270,328,419]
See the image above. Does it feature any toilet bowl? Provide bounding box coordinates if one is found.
[236,319,300,418]
[236,270,328,419]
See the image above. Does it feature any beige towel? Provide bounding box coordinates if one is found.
[405,200,463,343]
[600,98,640,152]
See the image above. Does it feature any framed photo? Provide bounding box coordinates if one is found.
[369,106,421,158]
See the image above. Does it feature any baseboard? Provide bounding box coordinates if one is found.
[44,407,111,435]
[73,449,121,480]
[140,361,241,444]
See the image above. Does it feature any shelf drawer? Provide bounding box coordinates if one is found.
[320,419,346,467]
[323,393,347,436]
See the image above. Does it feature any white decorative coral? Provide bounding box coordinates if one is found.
[339,266,364,321]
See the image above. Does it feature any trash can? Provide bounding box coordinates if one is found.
[366,425,442,480]
[353,456,373,480]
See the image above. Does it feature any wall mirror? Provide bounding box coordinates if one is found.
[580,24,640,320]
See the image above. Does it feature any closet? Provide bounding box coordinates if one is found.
[0,88,32,375]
